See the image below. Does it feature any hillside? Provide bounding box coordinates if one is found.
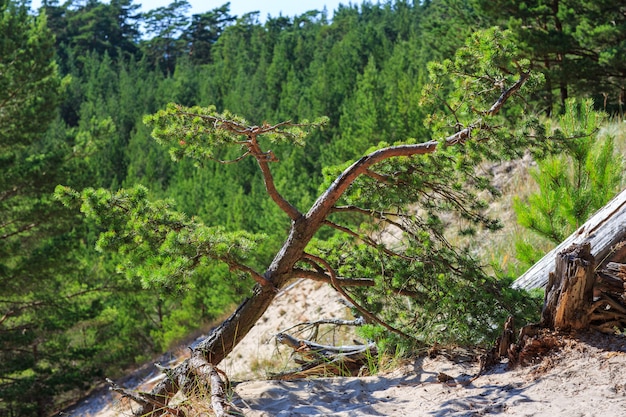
[72,277,626,416]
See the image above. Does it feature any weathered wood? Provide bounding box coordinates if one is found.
[597,264,626,293]
[601,262,626,282]
[273,332,378,380]
[275,332,376,358]
[540,243,595,330]
[514,188,626,290]
[497,316,515,358]
[202,362,231,417]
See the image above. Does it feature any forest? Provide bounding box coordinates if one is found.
[1,0,625,415]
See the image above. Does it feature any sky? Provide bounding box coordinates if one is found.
[30,1,365,21]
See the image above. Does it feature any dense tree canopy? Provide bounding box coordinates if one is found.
[477,0,626,114]
[1,0,624,414]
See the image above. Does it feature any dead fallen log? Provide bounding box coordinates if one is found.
[272,332,377,379]
[514,188,626,290]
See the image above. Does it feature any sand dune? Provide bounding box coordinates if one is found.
[77,279,626,417]
[234,333,626,416]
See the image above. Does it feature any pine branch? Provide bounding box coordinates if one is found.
[291,268,376,287]
[322,219,413,260]
[302,253,415,341]
[246,132,302,220]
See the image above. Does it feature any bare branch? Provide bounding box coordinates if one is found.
[293,268,421,297]
[106,378,150,408]
[0,222,37,241]
[275,332,374,356]
[331,205,404,218]
[277,317,366,336]
[331,205,427,243]
[364,168,390,183]
[485,71,531,116]
[322,219,413,260]
[224,260,275,288]
[107,377,186,416]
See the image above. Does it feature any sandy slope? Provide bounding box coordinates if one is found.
[220,279,357,380]
[234,333,626,416]
[78,279,626,417]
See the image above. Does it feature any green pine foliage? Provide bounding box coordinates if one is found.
[514,99,624,267]
[0,1,105,414]
[55,185,267,291]
[315,28,544,345]
[476,0,626,115]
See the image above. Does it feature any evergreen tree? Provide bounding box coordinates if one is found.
[42,0,142,70]
[56,27,544,413]
[0,1,103,414]
[142,0,191,74]
[6,1,625,412]
[182,2,235,65]
[476,0,626,114]
[514,99,624,267]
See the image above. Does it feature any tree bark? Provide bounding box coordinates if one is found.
[540,243,595,330]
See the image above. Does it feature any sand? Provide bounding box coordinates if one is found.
[233,334,626,416]
[76,279,626,417]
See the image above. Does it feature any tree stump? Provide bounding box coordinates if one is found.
[541,243,595,331]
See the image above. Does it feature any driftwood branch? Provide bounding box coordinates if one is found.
[272,332,377,380]
[276,332,374,357]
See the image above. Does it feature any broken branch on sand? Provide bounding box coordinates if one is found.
[272,332,378,380]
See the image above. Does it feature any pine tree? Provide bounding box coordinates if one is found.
[514,99,624,267]
[0,1,101,414]
[58,27,544,413]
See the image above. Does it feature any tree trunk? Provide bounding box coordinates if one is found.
[514,188,626,290]
[540,243,595,330]
[194,285,278,364]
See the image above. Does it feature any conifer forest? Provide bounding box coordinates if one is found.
[1,0,625,415]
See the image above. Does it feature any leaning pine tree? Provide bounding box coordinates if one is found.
[57,28,547,415]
